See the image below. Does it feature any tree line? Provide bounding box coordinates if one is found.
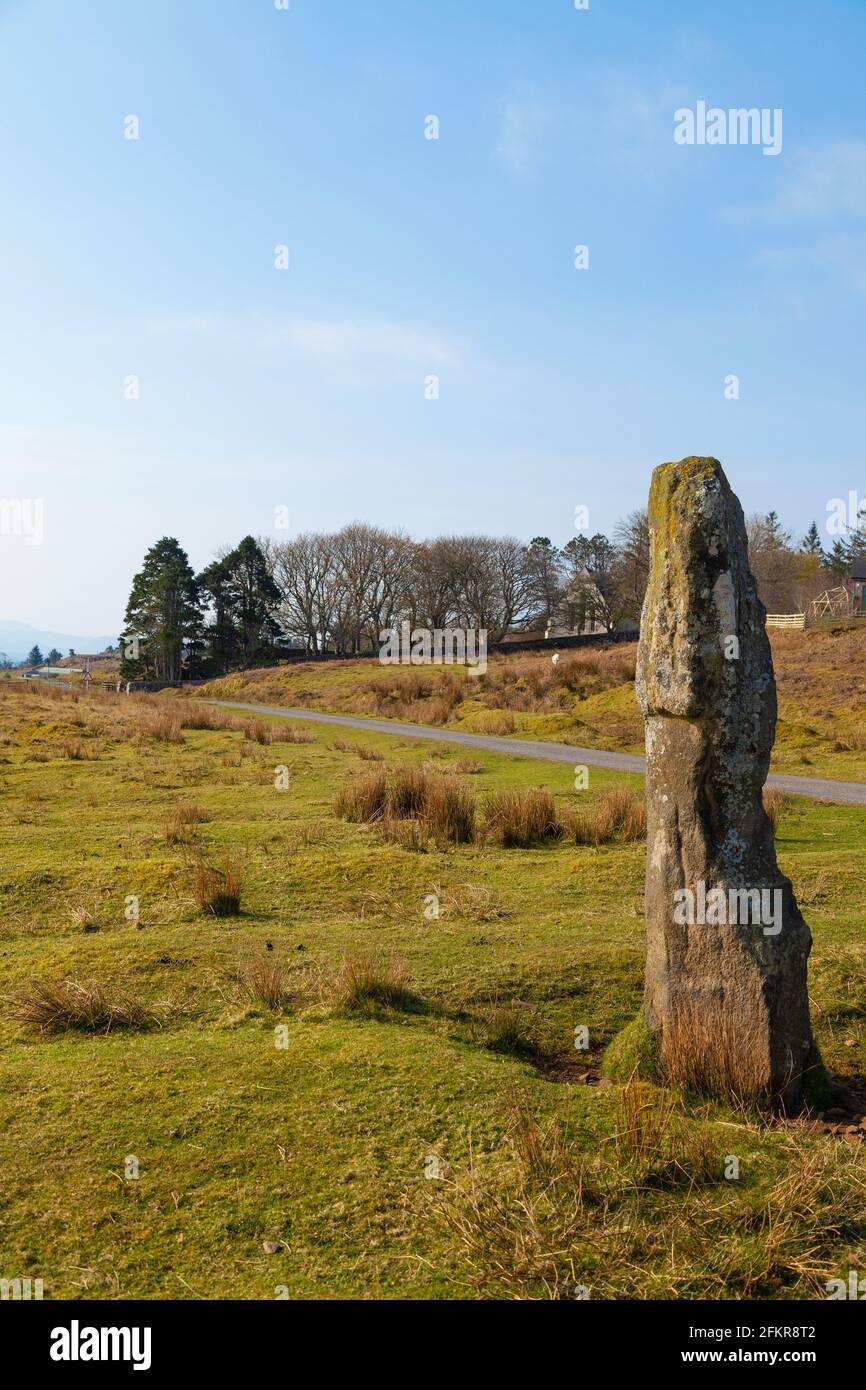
[116,508,866,681]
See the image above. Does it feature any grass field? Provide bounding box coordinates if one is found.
[196,625,866,783]
[1,677,865,1300]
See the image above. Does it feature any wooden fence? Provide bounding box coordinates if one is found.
[765,613,806,630]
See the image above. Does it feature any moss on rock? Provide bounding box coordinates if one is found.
[602,1010,659,1083]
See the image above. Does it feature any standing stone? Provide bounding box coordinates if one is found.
[636,456,813,1109]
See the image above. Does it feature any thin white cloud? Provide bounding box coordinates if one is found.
[145,313,456,366]
[496,93,553,174]
[753,234,866,294]
[273,320,455,365]
[734,141,866,295]
[728,140,866,223]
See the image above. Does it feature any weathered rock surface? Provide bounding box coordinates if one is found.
[636,456,813,1108]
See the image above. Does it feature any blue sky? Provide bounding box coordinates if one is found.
[1,0,865,634]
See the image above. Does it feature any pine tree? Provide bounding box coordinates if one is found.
[222,537,282,669]
[25,645,44,666]
[801,521,826,563]
[120,538,202,681]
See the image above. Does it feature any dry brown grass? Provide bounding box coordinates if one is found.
[421,775,476,844]
[564,788,646,845]
[174,703,235,731]
[60,738,87,760]
[280,727,315,745]
[480,1000,537,1054]
[659,1005,771,1105]
[319,950,418,1012]
[484,788,560,847]
[164,802,209,844]
[335,765,476,844]
[453,757,483,774]
[387,766,430,817]
[142,710,183,743]
[431,882,508,921]
[243,719,274,745]
[763,786,791,832]
[333,766,388,822]
[233,953,295,1010]
[10,975,160,1034]
[192,851,245,917]
[378,816,425,850]
[355,743,384,760]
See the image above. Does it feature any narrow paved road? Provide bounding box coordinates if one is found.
[210,700,866,807]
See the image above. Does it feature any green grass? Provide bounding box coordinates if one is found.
[1,682,865,1299]
[193,627,866,783]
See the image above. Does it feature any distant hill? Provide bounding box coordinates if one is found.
[0,620,117,662]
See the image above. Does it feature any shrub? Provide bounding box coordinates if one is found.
[11,975,159,1034]
[192,851,245,916]
[484,789,560,847]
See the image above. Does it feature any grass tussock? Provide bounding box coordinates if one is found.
[420,776,476,844]
[174,703,235,731]
[387,766,429,817]
[484,788,560,847]
[564,788,646,845]
[659,1006,771,1106]
[243,719,274,745]
[480,1000,537,1055]
[281,727,315,744]
[164,802,209,844]
[432,1084,864,1299]
[233,953,295,1010]
[335,765,476,844]
[143,711,184,744]
[60,738,89,760]
[320,950,419,1013]
[11,975,161,1034]
[192,851,245,917]
[763,786,791,833]
[333,766,388,822]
